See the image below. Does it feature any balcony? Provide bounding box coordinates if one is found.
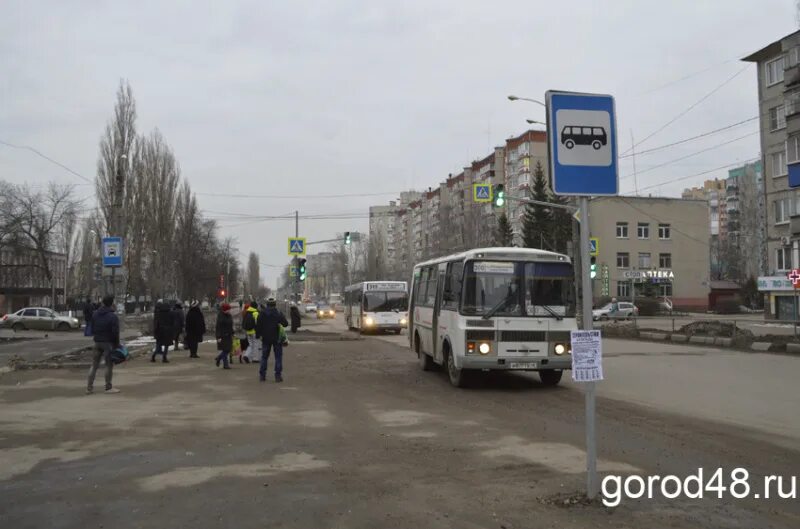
[791,214,800,235]
[785,61,800,89]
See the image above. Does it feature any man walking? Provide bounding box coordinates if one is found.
[254,297,289,382]
[152,301,174,363]
[184,301,206,358]
[87,295,120,394]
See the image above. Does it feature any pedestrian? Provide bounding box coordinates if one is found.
[215,302,234,369]
[152,301,174,363]
[87,295,120,394]
[172,302,185,351]
[83,297,94,326]
[289,304,301,334]
[184,301,206,358]
[238,298,243,310]
[241,300,259,363]
[254,297,289,382]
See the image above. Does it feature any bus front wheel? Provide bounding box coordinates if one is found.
[416,334,434,371]
[446,351,468,387]
[539,369,563,386]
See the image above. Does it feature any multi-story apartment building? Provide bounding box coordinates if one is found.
[589,197,710,310]
[368,203,398,279]
[682,179,727,279]
[503,130,548,244]
[0,247,66,312]
[725,161,766,280]
[744,30,800,319]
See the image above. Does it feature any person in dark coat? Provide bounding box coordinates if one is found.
[289,304,301,334]
[255,297,289,382]
[215,303,234,369]
[152,301,174,363]
[87,295,120,394]
[184,301,206,358]
[172,302,185,350]
[83,298,94,326]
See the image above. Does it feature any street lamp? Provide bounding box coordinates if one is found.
[507,95,546,107]
[526,119,546,126]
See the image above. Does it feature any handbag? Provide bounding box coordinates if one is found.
[111,345,129,364]
[83,322,93,337]
[278,325,289,347]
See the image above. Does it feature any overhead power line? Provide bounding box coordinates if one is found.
[195,191,402,200]
[621,65,749,156]
[623,157,761,195]
[619,116,759,159]
[0,139,93,184]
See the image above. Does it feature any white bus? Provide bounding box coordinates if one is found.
[409,248,577,387]
[344,281,409,334]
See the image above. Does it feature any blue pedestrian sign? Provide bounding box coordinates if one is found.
[589,237,599,256]
[288,237,306,256]
[473,183,493,203]
[102,237,123,267]
[546,90,619,196]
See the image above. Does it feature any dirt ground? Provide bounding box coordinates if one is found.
[0,335,798,529]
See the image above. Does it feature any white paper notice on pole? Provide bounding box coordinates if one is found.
[570,330,603,382]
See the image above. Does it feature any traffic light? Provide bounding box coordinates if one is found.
[590,256,597,279]
[344,232,351,245]
[218,288,227,298]
[493,184,505,207]
[298,258,307,281]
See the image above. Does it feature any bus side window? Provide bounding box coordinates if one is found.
[424,267,438,306]
[442,262,463,311]
[414,268,428,307]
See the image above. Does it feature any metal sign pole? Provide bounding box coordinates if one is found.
[579,196,598,499]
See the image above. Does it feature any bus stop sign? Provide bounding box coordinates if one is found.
[546,90,619,196]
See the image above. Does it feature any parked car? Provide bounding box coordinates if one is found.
[592,302,638,321]
[2,307,81,331]
[305,303,318,314]
[316,305,336,319]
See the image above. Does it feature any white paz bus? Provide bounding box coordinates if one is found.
[344,281,409,334]
[409,248,577,387]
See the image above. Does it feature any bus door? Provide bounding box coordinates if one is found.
[432,265,446,359]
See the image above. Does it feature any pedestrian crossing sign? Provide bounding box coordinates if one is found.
[289,266,298,277]
[288,237,306,256]
[589,237,599,256]
[473,183,493,203]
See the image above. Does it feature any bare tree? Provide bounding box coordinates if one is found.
[246,252,260,297]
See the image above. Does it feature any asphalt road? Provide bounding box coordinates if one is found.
[1,314,798,528]
[0,329,91,364]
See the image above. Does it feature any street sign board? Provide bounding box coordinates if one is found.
[289,266,298,277]
[589,237,599,256]
[102,237,123,267]
[622,270,645,280]
[546,91,619,196]
[570,330,603,382]
[473,183,493,203]
[288,237,306,256]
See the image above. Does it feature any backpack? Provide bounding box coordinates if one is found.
[242,311,256,332]
[111,345,130,365]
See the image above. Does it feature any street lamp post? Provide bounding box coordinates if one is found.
[507,95,546,107]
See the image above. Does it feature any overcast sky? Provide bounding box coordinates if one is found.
[1,0,796,287]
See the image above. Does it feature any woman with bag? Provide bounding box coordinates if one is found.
[184,301,206,358]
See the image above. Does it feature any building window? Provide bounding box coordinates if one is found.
[776,247,792,271]
[658,283,673,297]
[659,253,672,268]
[638,252,651,268]
[769,105,786,131]
[788,136,800,165]
[765,56,785,86]
[616,222,628,238]
[616,252,630,268]
[775,198,791,224]
[637,222,649,239]
[771,151,788,177]
[658,223,671,240]
[617,282,630,298]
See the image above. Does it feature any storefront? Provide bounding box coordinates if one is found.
[757,276,800,320]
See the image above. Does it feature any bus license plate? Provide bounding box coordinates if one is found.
[509,362,537,369]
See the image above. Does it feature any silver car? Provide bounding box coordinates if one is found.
[2,307,81,331]
[592,302,638,321]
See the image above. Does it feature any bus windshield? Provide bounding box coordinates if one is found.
[461,260,575,318]
[364,291,407,312]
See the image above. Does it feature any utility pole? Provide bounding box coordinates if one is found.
[578,196,597,498]
[111,153,126,308]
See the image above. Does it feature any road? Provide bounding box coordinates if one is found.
[0,329,91,364]
[1,313,798,528]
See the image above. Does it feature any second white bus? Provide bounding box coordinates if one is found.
[344,281,409,333]
[409,248,577,387]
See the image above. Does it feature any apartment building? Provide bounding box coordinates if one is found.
[725,161,766,279]
[368,203,398,279]
[681,179,727,278]
[503,130,548,244]
[0,247,66,312]
[743,30,800,319]
[589,197,710,310]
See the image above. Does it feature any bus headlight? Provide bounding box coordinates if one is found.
[479,342,491,355]
[400,318,407,326]
[364,317,374,326]
[554,343,566,355]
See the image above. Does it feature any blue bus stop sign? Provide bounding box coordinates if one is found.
[546,91,619,196]
[102,237,123,267]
